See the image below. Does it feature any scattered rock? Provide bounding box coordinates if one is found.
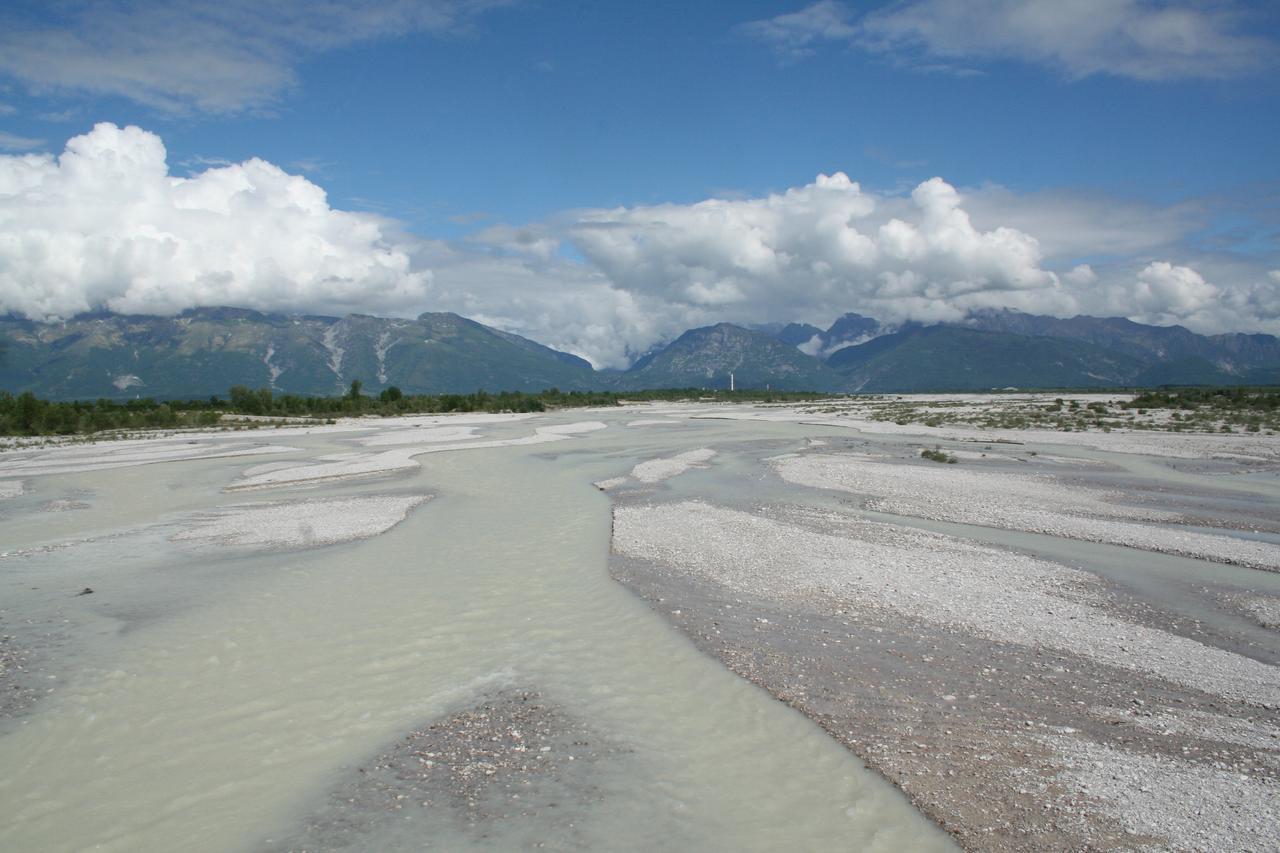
[259,688,629,852]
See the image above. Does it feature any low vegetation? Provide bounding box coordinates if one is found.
[843,387,1280,435]
[0,383,832,438]
[7,381,1275,441]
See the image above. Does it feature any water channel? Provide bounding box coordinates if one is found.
[0,413,961,852]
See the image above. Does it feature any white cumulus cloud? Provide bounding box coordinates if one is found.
[1132,261,1217,318]
[537,176,1280,351]
[0,123,431,320]
[567,172,1059,329]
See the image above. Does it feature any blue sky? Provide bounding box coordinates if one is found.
[0,1,1278,365]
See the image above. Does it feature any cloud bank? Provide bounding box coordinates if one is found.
[569,173,1057,322]
[1,124,1277,368]
[556,175,1280,348]
[741,0,1276,81]
[0,123,431,319]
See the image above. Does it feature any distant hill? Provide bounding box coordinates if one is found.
[2,305,1277,399]
[768,312,884,357]
[0,308,596,399]
[823,313,882,351]
[809,307,1280,390]
[827,325,1147,392]
[1131,357,1280,387]
[775,322,824,348]
[962,310,1280,374]
[612,323,843,391]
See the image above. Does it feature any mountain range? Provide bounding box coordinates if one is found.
[0,308,596,400]
[2,306,1278,399]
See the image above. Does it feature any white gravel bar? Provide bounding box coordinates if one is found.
[593,477,629,491]
[1038,733,1279,852]
[1090,706,1280,757]
[772,453,1280,571]
[354,426,481,447]
[630,448,718,484]
[172,494,430,549]
[1223,592,1280,629]
[700,404,1280,462]
[40,499,88,512]
[349,413,539,447]
[0,438,298,477]
[613,500,1280,707]
[376,413,537,426]
[537,421,608,436]
[0,480,23,499]
[229,421,607,490]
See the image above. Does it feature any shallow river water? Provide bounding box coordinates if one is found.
[0,412,960,852]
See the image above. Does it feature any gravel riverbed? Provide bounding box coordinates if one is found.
[609,432,1280,852]
[772,453,1280,571]
[259,688,627,852]
[171,494,431,550]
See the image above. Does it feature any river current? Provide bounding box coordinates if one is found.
[0,411,956,852]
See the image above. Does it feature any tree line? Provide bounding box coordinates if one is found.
[0,382,831,437]
[1123,386,1280,412]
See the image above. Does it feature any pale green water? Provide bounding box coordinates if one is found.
[0,414,955,852]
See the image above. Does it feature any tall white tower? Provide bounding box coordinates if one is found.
[729,371,735,391]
